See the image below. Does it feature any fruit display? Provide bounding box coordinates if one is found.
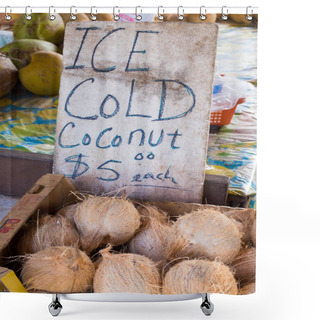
[0,14,257,297]
[0,12,257,100]
[0,13,65,97]
[14,196,256,295]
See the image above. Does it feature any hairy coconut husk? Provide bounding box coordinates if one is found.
[138,204,170,224]
[74,196,141,252]
[21,246,95,293]
[94,249,161,294]
[16,215,80,255]
[162,259,238,295]
[223,209,256,247]
[251,219,256,247]
[128,205,172,262]
[240,282,255,295]
[166,209,241,264]
[230,248,256,286]
[93,254,103,270]
[56,203,78,226]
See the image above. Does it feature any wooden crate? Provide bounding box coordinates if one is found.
[0,149,53,196]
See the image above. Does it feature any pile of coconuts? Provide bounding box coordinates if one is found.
[16,196,256,295]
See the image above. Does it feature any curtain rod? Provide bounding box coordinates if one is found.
[0,6,259,15]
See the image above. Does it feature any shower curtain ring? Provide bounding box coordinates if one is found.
[25,6,32,20]
[221,6,228,21]
[246,6,253,21]
[135,6,142,21]
[70,6,77,20]
[157,6,164,21]
[90,6,97,21]
[49,6,56,21]
[5,6,12,21]
[113,6,120,21]
[177,6,184,20]
[200,6,207,20]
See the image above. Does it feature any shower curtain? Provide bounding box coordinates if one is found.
[0,11,257,296]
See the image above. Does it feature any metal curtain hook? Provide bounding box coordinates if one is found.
[177,6,184,20]
[5,6,12,21]
[25,6,32,20]
[157,6,164,21]
[200,6,207,20]
[70,6,77,20]
[49,6,56,21]
[221,6,228,21]
[90,6,97,21]
[113,6,120,21]
[246,6,253,21]
[136,6,142,21]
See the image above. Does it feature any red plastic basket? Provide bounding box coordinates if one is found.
[210,98,246,126]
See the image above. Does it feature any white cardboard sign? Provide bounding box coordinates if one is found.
[53,22,218,203]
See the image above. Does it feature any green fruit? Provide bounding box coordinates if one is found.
[0,39,58,69]
[19,51,63,96]
[13,13,65,45]
[0,56,18,98]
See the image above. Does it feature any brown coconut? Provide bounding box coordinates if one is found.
[74,196,141,252]
[21,246,95,293]
[240,282,255,295]
[56,203,78,226]
[94,249,161,294]
[162,259,238,295]
[166,209,241,264]
[128,205,172,262]
[16,215,80,255]
[230,248,256,286]
[223,209,256,247]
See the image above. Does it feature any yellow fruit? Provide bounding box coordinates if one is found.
[19,51,63,96]
[0,56,18,98]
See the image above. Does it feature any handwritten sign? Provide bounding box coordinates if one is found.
[53,22,218,203]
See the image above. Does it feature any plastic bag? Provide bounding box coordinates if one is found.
[211,73,253,112]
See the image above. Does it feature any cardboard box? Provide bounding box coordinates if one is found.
[0,174,78,263]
